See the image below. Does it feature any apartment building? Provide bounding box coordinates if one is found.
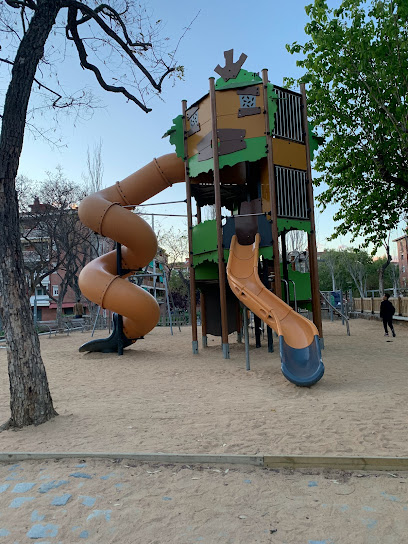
[393,234,408,287]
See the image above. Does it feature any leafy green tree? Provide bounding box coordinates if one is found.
[286,0,408,249]
[168,269,189,310]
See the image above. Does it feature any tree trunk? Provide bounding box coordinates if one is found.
[0,1,62,428]
[331,273,336,292]
[378,247,392,296]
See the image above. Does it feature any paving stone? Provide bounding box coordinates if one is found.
[27,523,59,539]
[79,496,96,507]
[31,511,45,522]
[69,473,92,480]
[9,497,35,508]
[100,473,115,481]
[51,494,72,507]
[38,481,68,494]
[87,510,111,522]
[12,483,36,493]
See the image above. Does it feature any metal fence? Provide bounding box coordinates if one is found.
[272,86,304,143]
[157,310,191,327]
[275,166,309,220]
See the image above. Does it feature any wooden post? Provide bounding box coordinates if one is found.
[300,83,323,338]
[197,205,208,347]
[261,69,282,298]
[371,296,374,315]
[182,99,198,354]
[209,78,229,359]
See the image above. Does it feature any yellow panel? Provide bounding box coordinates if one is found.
[187,96,211,158]
[217,112,264,139]
[272,139,307,170]
[215,86,264,116]
[186,88,265,157]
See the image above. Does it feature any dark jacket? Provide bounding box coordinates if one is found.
[380,299,395,319]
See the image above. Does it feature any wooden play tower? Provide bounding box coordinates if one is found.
[165,50,322,359]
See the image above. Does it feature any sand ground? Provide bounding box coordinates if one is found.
[0,318,407,542]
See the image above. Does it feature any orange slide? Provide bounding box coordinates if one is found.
[77,153,185,352]
[227,234,324,386]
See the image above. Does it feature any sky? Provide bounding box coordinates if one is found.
[4,0,404,257]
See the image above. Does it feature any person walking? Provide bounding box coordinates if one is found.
[380,293,396,337]
[73,298,84,319]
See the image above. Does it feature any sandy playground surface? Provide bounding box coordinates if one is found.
[0,318,408,542]
[1,318,407,457]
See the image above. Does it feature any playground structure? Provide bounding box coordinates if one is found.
[77,50,324,386]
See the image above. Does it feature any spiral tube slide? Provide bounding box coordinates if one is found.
[77,153,185,352]
[227,234,324,386]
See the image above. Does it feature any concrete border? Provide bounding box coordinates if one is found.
[1,452,408,472]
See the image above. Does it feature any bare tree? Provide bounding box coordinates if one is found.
[37,171,103,325]
[20,169,84,294]
[156,225,188,277]
[156,225,189,309]
[0,0,184,429]
[286,230,307,254]
[388,263,400,298]
[83,139,104,194]
[320,250,338,292]
[342,252,369,299]
[203,205,216,221]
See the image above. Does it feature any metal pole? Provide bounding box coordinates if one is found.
[197,205,208,348]
[209,77,230,359]
[151,215,157,301]
[262,69,282,299]
[182,99,198,355]
[163,272,173,336]
[281,231,289,304]
[289,280,298,312]
[254,314,261,348]
[91,305,101,337]
[262,259,274,353]
[242,305,250,371]
[34,290,37,328]
[116,242,124,356]
[300,83,323,338]
[236,301,242,343]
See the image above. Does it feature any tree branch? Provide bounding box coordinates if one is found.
[66,6,151,112]
[65,1,171,91]
[5,0,37,10]
[75,3,152,50]
[0,58,67,108]
[374,154,408,190]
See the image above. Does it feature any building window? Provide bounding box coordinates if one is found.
[52,285,59,297]
[403,266,406,273]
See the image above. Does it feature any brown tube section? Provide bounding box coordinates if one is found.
[78,153,185,340]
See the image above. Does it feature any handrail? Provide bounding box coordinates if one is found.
[281,279,290,304]
[289,279,297,312]
[320,291,350,336]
